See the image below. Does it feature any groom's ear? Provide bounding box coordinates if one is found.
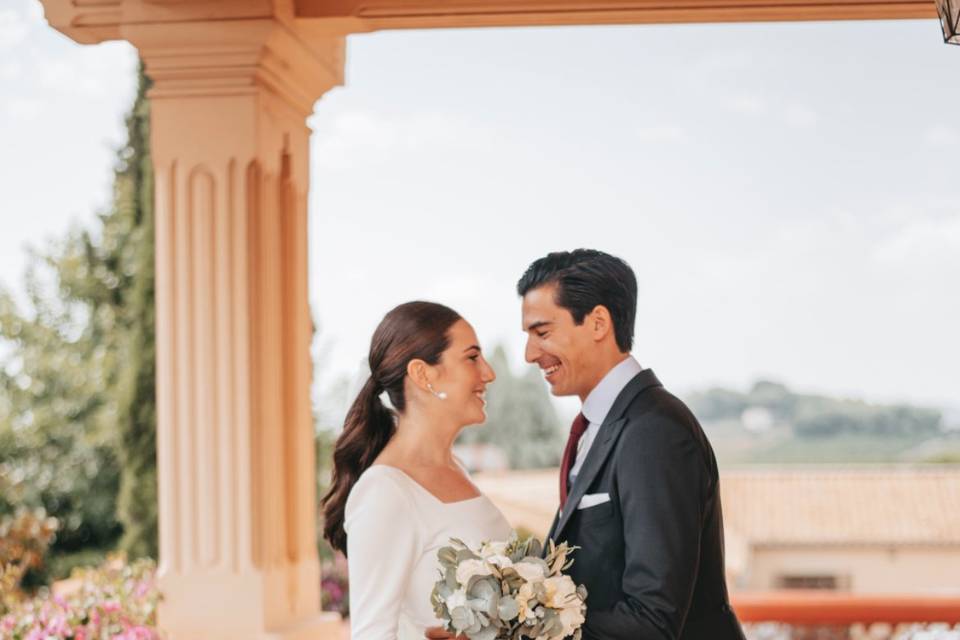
[588,305,614,343]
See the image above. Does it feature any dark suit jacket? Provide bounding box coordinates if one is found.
[546,369,746,640]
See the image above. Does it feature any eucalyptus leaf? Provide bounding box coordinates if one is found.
[446,565,459,590]
[457,547,482,563]
[498,596,519,621]
[438,546,458,566]
[527,538,542,558]
[451,605,476,631]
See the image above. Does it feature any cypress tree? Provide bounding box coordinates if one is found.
[114,63,157,560]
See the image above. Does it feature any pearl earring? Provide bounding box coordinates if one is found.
[427,383,448,400]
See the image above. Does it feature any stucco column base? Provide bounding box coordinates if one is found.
[159,569,342,640]
[263,613,344,640]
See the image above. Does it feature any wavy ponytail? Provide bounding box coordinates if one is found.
[321,301,462,555]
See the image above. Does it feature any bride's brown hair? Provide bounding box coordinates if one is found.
[321,301,462,555]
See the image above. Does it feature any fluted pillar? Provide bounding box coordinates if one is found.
[39,2,344,638]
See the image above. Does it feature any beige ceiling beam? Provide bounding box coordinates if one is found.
[294,0,936,32]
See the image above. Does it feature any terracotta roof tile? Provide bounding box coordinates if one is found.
[475,467,960,546]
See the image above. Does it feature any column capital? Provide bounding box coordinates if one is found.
[39,0,344,117]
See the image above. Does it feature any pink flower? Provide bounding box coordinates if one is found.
[102,599,122,613]
[114,625,157,640]
[3,558,160,639]
[25,628,45,640]
[44,613,71,635]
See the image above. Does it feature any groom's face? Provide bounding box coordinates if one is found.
[521,284,596,400]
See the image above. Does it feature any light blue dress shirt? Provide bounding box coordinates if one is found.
[568,355,644,488]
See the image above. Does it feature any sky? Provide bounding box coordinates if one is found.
[2,0,958,419]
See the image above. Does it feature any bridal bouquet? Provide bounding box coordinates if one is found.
[430,532,587,640]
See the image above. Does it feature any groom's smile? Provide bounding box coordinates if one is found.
[542,362,562,383]
[543,364,560,380]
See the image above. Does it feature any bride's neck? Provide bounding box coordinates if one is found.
[389,406,460,467]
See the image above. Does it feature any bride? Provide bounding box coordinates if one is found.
[321,301,512,640]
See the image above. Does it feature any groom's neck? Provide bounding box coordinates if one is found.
[577,351,632,403]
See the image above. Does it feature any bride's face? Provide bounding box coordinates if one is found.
[433,319,496,426]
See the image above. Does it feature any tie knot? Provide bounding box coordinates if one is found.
[571,412,589,437]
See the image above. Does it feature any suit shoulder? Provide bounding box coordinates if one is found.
[617,386,716,470]
[623,385,702,433]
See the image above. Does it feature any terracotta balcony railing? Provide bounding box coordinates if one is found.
[731,592,960,625]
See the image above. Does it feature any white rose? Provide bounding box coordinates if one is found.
[558,603,586,637]
[512,560,546,583]
[486,554,513,569]
[481,541,508,556]
[455,558,493,585]
[445,588,468,610]
[542,575,577,608]
[516,582,534,622]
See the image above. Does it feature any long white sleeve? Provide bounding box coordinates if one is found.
[344,470,421,640]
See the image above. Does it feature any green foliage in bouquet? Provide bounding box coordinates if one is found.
[431,532,587,640]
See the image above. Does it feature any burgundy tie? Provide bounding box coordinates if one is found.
[559,412,589,506]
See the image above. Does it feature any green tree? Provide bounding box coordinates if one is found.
[686,387,748,421]
[747,379,796,420]
[113,65,158,560]
[0,61,157,574]
[0,226,126,571]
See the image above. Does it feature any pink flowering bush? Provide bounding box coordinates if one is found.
[0,556,162,640]
[320,553,349,617]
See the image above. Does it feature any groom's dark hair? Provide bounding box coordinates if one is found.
[517,249,637,353]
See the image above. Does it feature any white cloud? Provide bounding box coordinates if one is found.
[2,96,41,121]
[692,50,754,74]
[873,211,960,267]
[723,93,768,116]
[311,110,501,169]
[34,41,137,96]
[0,8,29,49]
[0,59,22,80]
[635,124,689,143]
[782,104,818,128]
[314,111,400,154]
[720,96,818,128]
[923,124,960,147]
[425,273,503,309]
[25,0,44,25]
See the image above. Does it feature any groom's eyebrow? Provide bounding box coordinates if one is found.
[525,320,551,332]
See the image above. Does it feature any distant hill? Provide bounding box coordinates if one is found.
[684,381,960,465]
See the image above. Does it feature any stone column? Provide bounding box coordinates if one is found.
[39,3,344,638]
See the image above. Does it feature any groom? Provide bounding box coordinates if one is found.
[519,249,746,640]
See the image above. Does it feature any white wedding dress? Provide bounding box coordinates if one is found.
[344,464,512,640]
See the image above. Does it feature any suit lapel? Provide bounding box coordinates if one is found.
[549,369,662,543]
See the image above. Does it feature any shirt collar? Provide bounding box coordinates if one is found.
[582,355,644,426]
